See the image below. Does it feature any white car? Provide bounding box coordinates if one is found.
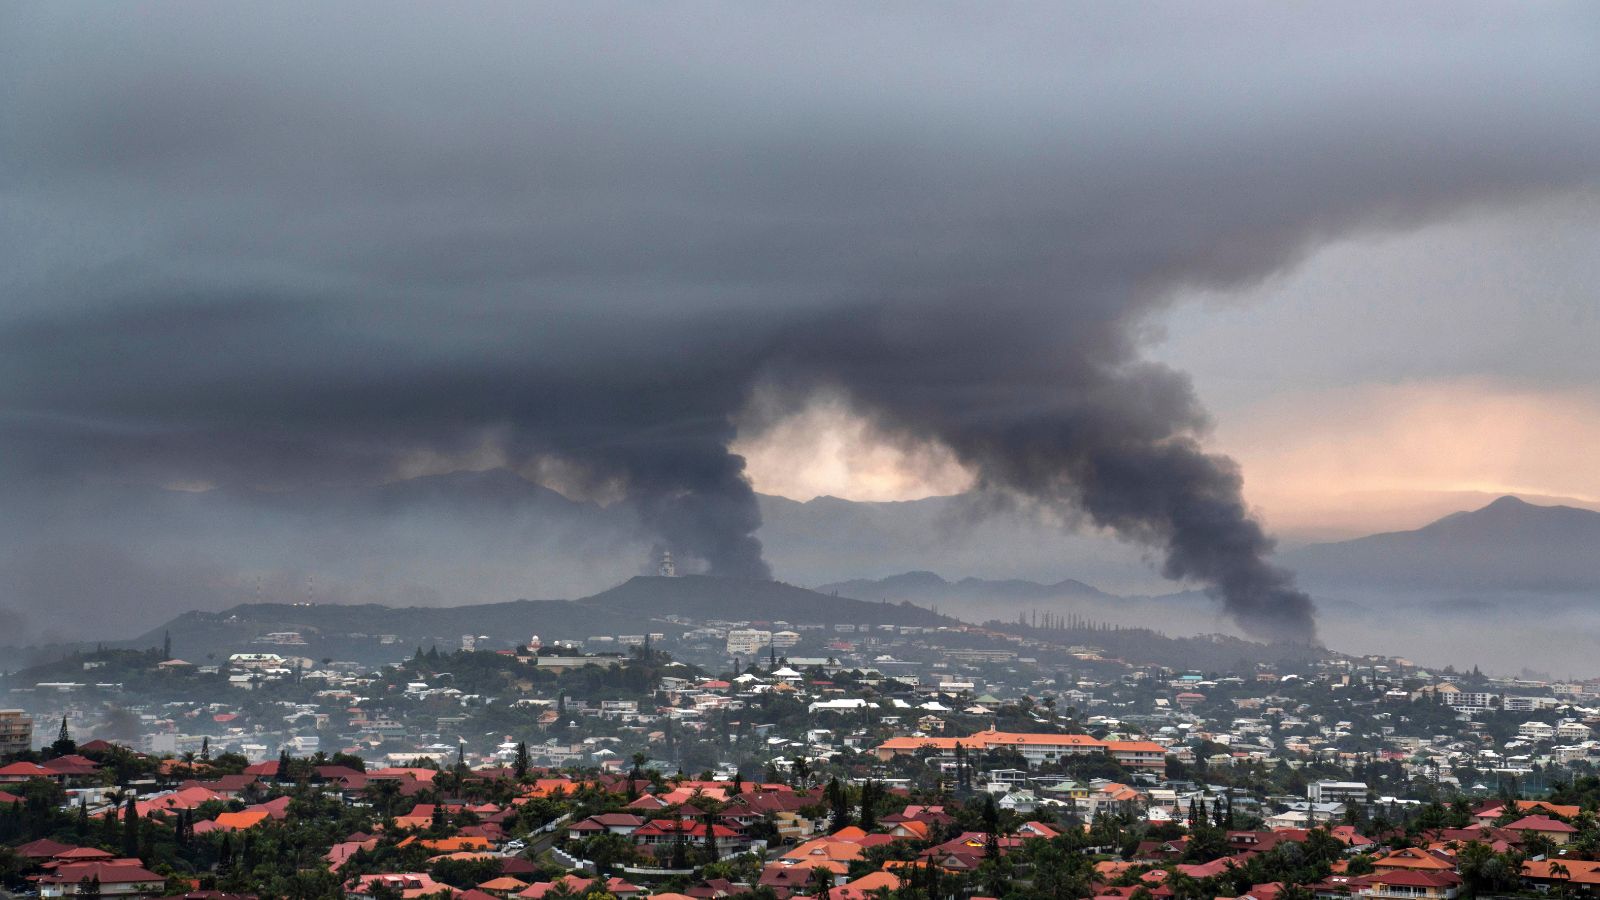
[505,840,527,852]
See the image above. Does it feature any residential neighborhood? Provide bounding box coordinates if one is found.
[9,603,1600,900]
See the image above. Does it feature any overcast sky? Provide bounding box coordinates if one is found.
[3,3,1598,638]
[745,188,1600,539]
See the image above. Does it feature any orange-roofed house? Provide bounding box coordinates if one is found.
[137,786,222,817]
[887,819,931,841]
[660,785,729,805]
[521,778,578,798]
[515,875,640,899]
[1372,848,1455,873]
[766,837,862,882]
[1105,741,1169,773]
[874,727,1107,767]
[399,835,493,853]
[828,825,870,842]
[823,870,901,900]
[1524,859,1600,889]
[369,767,438,784]
[1472,799,1580,826]
[476,876,530,896]
[194,810,270,834]
[782,837,867,865]
[347,873,451,900]
[392,804,440,831]
[1095,861,1139,880]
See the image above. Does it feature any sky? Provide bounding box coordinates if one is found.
[2,3,1599,643]
[743,189,1600,539]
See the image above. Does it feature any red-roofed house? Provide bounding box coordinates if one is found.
[567,813,645,840]
[1504,815,1577,845]
[1353,869,1462,900]
[0,762,57,783]
[345,874,451,900]
[632,819,747,852]
[16,838,78,860]
[41,755,101,778]
[37,862,165,898]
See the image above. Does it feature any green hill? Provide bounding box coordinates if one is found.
[102,575,953,666]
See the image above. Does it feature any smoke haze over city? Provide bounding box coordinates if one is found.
[2,4,1599,654]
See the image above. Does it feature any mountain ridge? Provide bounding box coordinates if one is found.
[113,575,958,666]
[1285,495,1600,593]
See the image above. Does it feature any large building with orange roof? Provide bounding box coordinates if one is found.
[875,728,1169,771]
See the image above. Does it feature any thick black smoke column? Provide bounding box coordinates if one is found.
[763,298,1317,643]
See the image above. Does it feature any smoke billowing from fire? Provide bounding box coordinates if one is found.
[3,5,1598,641]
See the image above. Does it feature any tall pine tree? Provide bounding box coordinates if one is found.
[122,795,139,859]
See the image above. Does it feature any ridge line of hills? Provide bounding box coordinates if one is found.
[7,492,1599,673]
[3,573,1332,674]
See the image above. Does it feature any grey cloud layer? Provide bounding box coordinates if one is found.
[3,3,1598,641]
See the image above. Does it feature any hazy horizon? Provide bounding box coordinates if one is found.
[3,3,1598,663]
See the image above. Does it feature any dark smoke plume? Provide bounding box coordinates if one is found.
[2,4,1598,640]
[757,297,1321,642]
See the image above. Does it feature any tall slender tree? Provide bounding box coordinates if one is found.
[702,810,718,860]
[121,795,139,858]
[859,780,879,831]
[52,716,76,756]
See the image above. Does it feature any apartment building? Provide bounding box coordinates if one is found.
[0,710,33,755]
[726,629,772,656]
[1308,780,1371,805]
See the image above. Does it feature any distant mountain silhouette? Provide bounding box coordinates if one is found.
[1285,495,1600,593]
[818,570,1116,604]
[2,468,1161,642]
[117,575,953,667]
[807,569,1232,631]
[580,575,951,626]
[22,466,1590,646]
